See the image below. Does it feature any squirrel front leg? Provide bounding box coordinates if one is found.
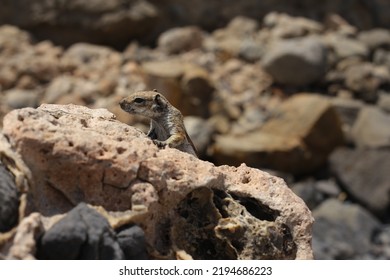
[153,133,185,148]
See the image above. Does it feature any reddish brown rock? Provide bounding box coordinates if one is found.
[1,104,314,259]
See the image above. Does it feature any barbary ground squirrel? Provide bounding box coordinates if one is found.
[119,90,198,157]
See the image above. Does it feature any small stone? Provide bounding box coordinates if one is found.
[358,29,390,50]
[263,12,323,38]
[312,199,380,259]
[180,66,214,118]
[5,89,40,109]
[261,36,327,86]
[351,106,390,149]
[157,26,203,54]
[378,92,390,113]
[184,116,214,157]
[325,34,369,60]
[116,225,148,260]
[344,63,390,102]
[330,148,390,216]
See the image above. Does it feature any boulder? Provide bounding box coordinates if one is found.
[0,104,314,259]
[329,148,390,216]
[261,36,327,86]
[213,94,344,175]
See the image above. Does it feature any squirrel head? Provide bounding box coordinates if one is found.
[119,90,169,119]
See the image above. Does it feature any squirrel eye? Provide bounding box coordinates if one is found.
[134,98,144,103]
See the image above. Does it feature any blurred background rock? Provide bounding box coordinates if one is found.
[1,0,390,259]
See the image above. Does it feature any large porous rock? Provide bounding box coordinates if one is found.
[1,104,314,259]
[261,36,327,86]
[312,199,380,259]
[329,148,390,217]
[213,94,344,175]
[0,0,159,48]
[351,106,390,149]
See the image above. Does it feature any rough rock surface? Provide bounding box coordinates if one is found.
[213,94,344,175]
[329,148,390,217]
[0,104,314,259]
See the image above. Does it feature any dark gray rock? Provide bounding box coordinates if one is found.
[312,199,380,259]
[291,179,341,210]
[351,106,390,149]
[0,163,19,232]
[329,148,390,216]
[371,225,390,259]
[117,225,148,260]
[261,36,327,86]
[38,203,124,260]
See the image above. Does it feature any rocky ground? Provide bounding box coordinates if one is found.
[0,7,390,259]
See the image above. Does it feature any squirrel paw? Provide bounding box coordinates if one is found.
[153,139,167,148]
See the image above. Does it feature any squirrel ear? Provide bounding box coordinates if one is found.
[153,93,166,111]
